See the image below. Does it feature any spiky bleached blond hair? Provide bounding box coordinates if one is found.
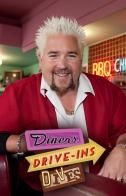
[35,16,85,53]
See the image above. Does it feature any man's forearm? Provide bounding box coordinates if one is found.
[6,135,19,153]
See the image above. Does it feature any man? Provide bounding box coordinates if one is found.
[0,17,126,195]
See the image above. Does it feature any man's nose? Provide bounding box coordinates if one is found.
[58,56,67,68]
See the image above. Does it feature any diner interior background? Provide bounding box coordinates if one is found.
[0,0,126,94]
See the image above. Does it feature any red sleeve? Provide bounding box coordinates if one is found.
[0,84,22,133]
[109,86,126,147]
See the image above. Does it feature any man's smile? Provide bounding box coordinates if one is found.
[54,73,70,77]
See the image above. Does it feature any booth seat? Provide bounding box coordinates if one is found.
[0,154,18,196]
[1,154,126,196]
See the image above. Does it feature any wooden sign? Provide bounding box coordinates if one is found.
[25,128,84,151]
[40,164,85,192]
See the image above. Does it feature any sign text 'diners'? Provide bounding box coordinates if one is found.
[25,128,84,151]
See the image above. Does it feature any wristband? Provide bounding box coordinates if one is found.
[116,143,126,149]
[16,134,25,155]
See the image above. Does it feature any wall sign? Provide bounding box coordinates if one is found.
[92,57,126,77]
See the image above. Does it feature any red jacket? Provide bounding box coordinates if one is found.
[0,73,126,191]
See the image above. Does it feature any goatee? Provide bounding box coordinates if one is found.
[50,73,76,96]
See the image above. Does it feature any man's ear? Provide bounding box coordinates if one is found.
[36,49,41,62]
[36,49,43,72]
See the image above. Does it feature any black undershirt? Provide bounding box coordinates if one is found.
[0,133,11,153]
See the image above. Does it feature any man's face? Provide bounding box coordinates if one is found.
[40,34,82,95]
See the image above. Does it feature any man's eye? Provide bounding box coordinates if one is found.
[49,54,57,58]
[68,54,77,58]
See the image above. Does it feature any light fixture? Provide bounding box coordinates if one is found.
[12,73,17,78]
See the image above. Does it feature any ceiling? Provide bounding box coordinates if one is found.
[0,0,43,67]
[84,8,126,46]
[0,0,126,67]
[0,0,43,25]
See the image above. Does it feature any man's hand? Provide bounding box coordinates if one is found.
[98,146,126,183]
